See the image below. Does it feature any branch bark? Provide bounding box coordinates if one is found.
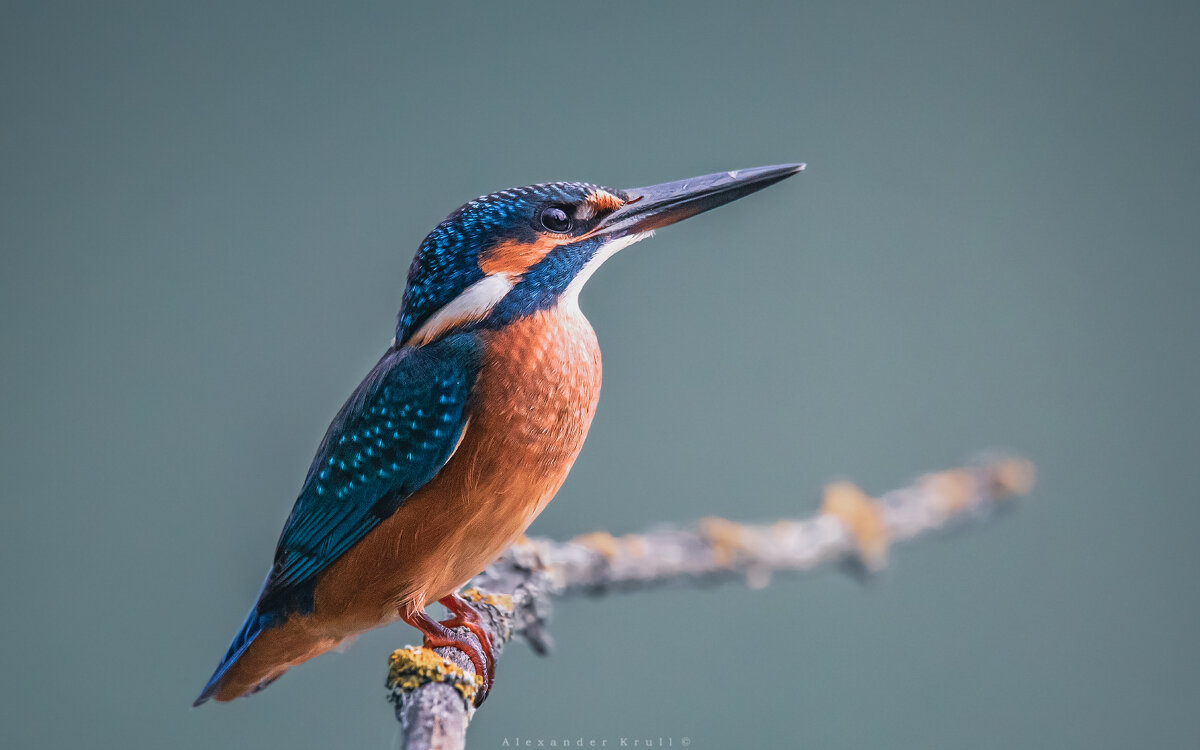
[386,455,1036,750]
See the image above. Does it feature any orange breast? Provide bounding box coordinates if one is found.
[213,305,603,701]
[313,302,602,627]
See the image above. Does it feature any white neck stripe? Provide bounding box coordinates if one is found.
[406,231,652,346]
[562,231,653,308]
[407,273,514,346]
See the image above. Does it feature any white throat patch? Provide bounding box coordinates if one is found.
[406,231,652,346]
[562,231,653,308]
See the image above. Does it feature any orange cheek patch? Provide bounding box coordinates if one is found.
[478,236,560,276]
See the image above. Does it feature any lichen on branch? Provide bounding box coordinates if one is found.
[386,455,1035,750]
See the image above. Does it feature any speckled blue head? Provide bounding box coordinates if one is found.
[395,164,805,348]
[396,182,632,345]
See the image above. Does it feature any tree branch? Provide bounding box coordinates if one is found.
[386,455,1036,750]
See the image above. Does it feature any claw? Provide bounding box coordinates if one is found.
[438,594,497,686]
[402,601,495,707]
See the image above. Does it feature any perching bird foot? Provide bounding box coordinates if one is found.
[438,594,497,686]
[403,605,494,707]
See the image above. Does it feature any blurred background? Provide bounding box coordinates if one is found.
[2,1,1197,748]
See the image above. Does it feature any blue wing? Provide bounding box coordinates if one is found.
[195,330,483,706]
[258,331,482,613]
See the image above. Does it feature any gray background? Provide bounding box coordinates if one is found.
[3,1,1197,748]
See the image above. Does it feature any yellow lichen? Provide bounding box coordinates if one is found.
[572,530,620,560]
[461,587,514,614]
[622,534,648,559]
[769,519,801,539]
[921,469,976,515]
[697,516,748,568]
[821,481,889,572]
[987,457,1036,497]
[386,646,482,707]
[570,529,652,563]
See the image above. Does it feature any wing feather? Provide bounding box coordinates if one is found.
[256,332,482,612]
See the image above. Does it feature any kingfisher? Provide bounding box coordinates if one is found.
[194,163,804,707]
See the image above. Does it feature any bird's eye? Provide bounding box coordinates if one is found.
[539,205,572,233]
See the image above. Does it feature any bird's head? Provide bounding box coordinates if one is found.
[396,163,804,347]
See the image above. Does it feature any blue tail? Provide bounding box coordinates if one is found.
[193,601,267,706]
[194,571,282,706]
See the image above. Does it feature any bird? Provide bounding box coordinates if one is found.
[194,163,804,707]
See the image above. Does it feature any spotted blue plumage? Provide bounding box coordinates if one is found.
[195,332,482,704]
[272,340,478,591]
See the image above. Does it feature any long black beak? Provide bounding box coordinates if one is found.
[594,163,805,238]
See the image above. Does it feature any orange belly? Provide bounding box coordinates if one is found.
[215,304,601,700]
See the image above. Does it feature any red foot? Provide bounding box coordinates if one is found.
[402,599,495,706]
[438,595,496,686]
